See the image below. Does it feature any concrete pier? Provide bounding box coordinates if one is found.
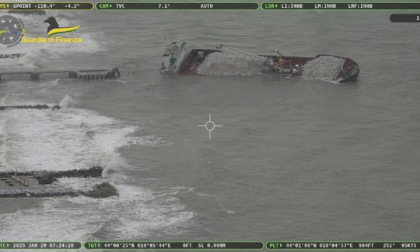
[0,67,120,82]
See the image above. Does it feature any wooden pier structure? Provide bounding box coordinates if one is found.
[0,67,120,82]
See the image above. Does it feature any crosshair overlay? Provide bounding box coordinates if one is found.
[197,113,223,139]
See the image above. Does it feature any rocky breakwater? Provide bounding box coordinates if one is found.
[83,183,119,198]
[34,166,103,184]
[0,167,119,198]
[0,104,61,111]
[0,182,118,198]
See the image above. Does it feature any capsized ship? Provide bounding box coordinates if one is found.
[160,41,359,83]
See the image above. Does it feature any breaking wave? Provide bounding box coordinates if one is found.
[0,95,193,242]
[0,102,135,172]
[0,184,194,241]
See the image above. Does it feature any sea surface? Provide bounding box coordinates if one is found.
[1,1,420,250]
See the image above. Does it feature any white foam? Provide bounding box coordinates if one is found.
[17,49,44,69]
[0,184,195,240]
[0,117,6,168]
[129,135,173,146]
[0,96,194,241]
[33,79,62,89]
[0,94,10,105]
[219,202,236,215]
[100,152,130,179]
[154,186,195,197]
[56,177,104,191]
[0,199,106,241]
[0,97,137,172]
[59,95,74,110]
[0,117,5,137]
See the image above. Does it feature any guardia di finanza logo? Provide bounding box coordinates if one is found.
[44,16,79,37]
[21,16,82,44]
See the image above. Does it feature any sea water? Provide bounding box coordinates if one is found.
[1,4,420,247]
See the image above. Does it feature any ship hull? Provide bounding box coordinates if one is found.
[260,54,360,83]
[161,42,359,83]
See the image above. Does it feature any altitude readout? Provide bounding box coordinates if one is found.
[262,3,420,10]
[96,3,259,10]
[0,3,93,10]
[85,241,264,250]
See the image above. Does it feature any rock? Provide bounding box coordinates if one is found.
[84,182,118,198]
[0,171,34,176]
[0,188,83,198]
[34,171,56,184]
[0,104,61,111]
[0,167,116,198]
[32,166,103,184]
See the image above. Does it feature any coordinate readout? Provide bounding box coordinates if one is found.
[267,242,420,250]
[85,241,264,250]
